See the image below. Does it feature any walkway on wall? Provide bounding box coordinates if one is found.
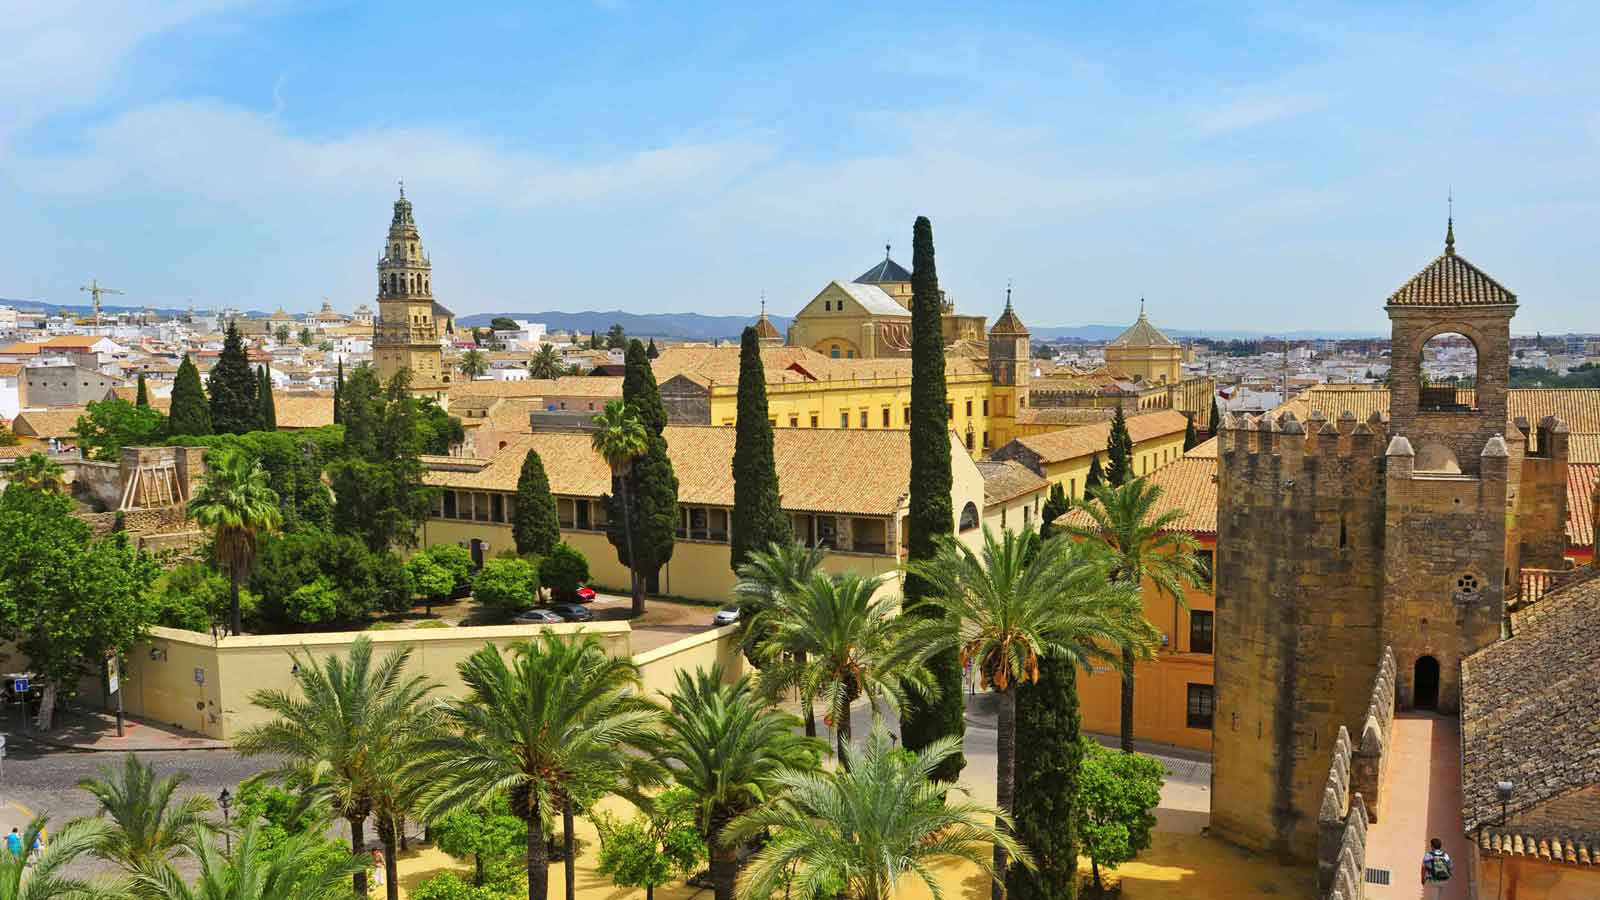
[1364,712,1469,899]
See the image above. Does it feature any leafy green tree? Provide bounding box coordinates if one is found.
[0,816,115,900]
[646,665,819,900]
[174,429,340,533]
[209,322,261,435]
[1085,453,1104,492]
[236,637,436,900]
[606,340,678,613]
[900,214,964,780]
[460,348,489,379]
[1078,739,1164,893]
[732,541,825,732]
[605,323,627,350]
[251,530,411,626]
[473,558,540,617]
[490,317,519,332]
[275,324,292,344]
[1182,413,1197,451]
[135,373,149,408]
[77,753,213,873]
[588,329,601,350]
[1008,650,1085,900]
[417,397,465,455]
[730,327,790,575]
[592,400,648,610]
[908,528,1153,900]
[410,873,509,900]
[149,562,256,633]
[5,453,64,492]
[318,340,333,352]
[258,367,277,431]
[0,420,17,446]
[433,794,528,888]
[169,354,212,437]
[755,571,930,765]
[1105,405,1133,486]
[528,344,564,380]
[1065,478,1200,752]
[408,553,456,615]
[73,397,167,460]
[188,448,283,635]
[0,486,159,730]
[427,544,475,597]
[594,788,706,900]
[285,577,338,625]
[413,634,657,900]
[539,543,590,602]
[299,327,314,346]
[328,366,436,552]
[130,819,365,900]
[728,725,1027,900]
[512,449,560,557]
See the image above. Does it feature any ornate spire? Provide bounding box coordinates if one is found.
[398,177,405,199]
[1139,297,1147,319]
[1004,279,1013,312]
[1445,190,1455,256]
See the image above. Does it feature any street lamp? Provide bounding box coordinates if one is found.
[218,788,233,855]
[1495,780,1514,900]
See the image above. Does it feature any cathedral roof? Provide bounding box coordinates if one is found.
[834,281,911,317]
[853,246,913,285]
[1107,302,1177,348]
[1387,222,1517,308]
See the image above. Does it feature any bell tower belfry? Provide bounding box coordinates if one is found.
[374,182,453,386]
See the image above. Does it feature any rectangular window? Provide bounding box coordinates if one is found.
[982,430,990,449]
[810,415,819,428]
[946,403,953,420]
[965,431,974,450]
[982,398,989,416]
[903,406,911,425]
[1187,684,1216,729]
[1190,610,1214,654]
[576,500,591,530]
[1196,549,1214,586]
[789,416,798,428]
[443,491,458,519]
[473,493,488,522]
[490,493,504,523]
[859,410,868,428]
[882,408,890,427]
[965,399,973,417]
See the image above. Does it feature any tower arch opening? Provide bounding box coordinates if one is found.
[1413,655,1441,710]
[1416,331,1479,412]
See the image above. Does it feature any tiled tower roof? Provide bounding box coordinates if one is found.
[1107,301,1177,348]
[854,244,913,284]
[1387,220,1518,308]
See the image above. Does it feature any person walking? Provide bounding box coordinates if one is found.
[369,848,385,892]
[5,828,20,859]
[1421,837,1453,898]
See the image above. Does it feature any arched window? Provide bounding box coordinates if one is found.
[958,501,979,532]
[1418,332,1479,412]
[830,345,841,358]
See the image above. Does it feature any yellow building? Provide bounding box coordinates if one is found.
[1103,301,1183,384]
[419,426,994,603]
[373,185,456,387]
[991,407,1190,501]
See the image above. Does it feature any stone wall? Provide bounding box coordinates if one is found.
[73,459,123,510]
[1518,417,1572,571]
[1315,723,1372,899]
[1350,647,1397,821]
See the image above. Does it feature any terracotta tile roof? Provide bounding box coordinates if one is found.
[1387,246,1518,307]
[1186,436,1219,459]
[0,363,23,377]
[652,346,987,389]
[0,342,45,355]
[274,394,335,429]
[753,313,782,341]
[1106,310,1177,348]
[10,407,88,439]
[445,376,623,401]
[42,335,112,349]
[1477,830,1600,866]
[976,460,1048,508]
[1014,407,1117,428]
[109,387,172,411]
[1569,464,1596,549]
[1284,387,1600,454]
[426,425,918,517]
[1057,451,1218,536]
[990,303,1028,336]
[1009,408,1189,465]
[1460,573,1600,832]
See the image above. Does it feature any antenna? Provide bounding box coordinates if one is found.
[80,279,125,330]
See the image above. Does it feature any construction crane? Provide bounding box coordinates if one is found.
[80,279,124,329]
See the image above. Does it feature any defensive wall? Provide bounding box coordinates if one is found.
[1315,647,1396,899]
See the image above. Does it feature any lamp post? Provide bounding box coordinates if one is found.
[1495,780,1514,900]
[218,788,233,855]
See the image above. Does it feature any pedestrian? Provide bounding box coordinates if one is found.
[1421,836,1453,898]
[370,848,385,891]
[5,827,20,859]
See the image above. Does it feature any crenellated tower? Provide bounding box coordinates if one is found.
[374,183,454,386]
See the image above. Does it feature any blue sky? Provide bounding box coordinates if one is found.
[3,1,1598,333]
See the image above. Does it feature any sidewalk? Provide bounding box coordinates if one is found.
[5,708,228,752]
[1363,712,1467,900]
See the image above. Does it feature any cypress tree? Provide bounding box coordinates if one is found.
[512,448,560,557]
[646,337,659,359]
[1038,482,1068,541]
[168,354,212,437]
[730,326,790,574]
[1085,453,1104,491]
[606,339,678,614]
[1182,413,1197,451]
[1007,652,1084,900]
[134,373,149,408]
[899,215,966,780]
[1208,395,1221,436]
[257,366,277,431]
[208,322,259,434]
[333,359,344,426]
[1105,404,1133,485]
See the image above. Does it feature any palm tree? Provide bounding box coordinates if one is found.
[77,753,213,873]
[907,527,1156,899]
[528,344,564,380]
[187,448,282,635]
[728,724,1028,900]
[130,819,364,900]
[733,541,825,736]
[647,664,820,900]
[1064,478,1202,752]
[412,633,657,900]
[756,571,931,766]
[0,816,116,900]
[234,637,436,900]
[460,348,488,379]
[590,401,648,613]
[6,453,65,493]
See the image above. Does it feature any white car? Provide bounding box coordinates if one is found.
[713,606,740,626]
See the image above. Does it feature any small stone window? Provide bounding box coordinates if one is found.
[1457,574,1479,594]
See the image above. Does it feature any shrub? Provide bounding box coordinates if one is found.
[1079,738,1164,893]
[426,544,475,597]
[410,872,512,900]
[416,619,452,628]
[472,558,540,617]
[286,577,339,625]
[149,562,258,631]
[540,543,590,602]
[252,529,411,627]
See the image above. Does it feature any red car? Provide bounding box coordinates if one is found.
[574,586,596,602]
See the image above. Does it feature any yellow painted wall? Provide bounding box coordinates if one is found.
[981,487,1050,536]
[1476,851,1600,900]
[634,624,746,702]
[1038,427,1188,501]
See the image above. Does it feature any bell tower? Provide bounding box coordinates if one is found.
[374,182,452,386]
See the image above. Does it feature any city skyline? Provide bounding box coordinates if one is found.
[4,2,1599,331]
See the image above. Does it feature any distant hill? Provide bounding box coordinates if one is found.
[1030,324,1384,341]
[457,310,792,342]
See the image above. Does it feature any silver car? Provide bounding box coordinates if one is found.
[712,606,740,626]
[513,609,563,625]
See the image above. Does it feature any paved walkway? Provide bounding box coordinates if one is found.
[1364,713,1468,900]
[7,708,227,752]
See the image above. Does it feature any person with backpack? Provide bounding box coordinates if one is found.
[1422,836,1453,897]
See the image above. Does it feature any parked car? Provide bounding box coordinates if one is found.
[573,586,596,602]
[513,609,564,625]
[547,602,594,622]
[712,605,740,626]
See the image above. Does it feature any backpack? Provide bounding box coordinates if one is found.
[1426,849,1452,881]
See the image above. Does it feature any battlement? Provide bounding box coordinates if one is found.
[1351,648,1396,822]
[1218,410,1392,496]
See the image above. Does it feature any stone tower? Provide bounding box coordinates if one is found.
[987,287,1029,390]
[1211,222,1564,862]
[374,184,453,386]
